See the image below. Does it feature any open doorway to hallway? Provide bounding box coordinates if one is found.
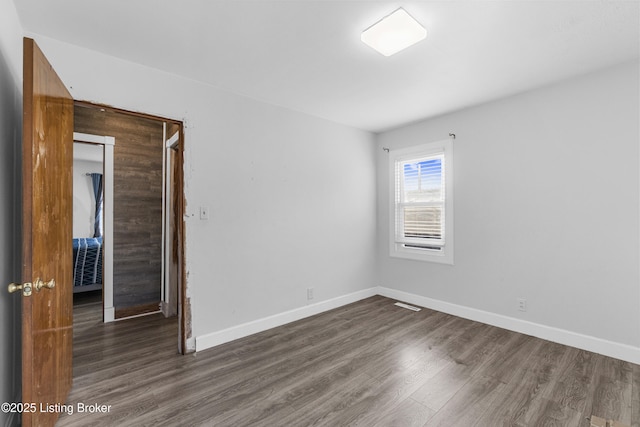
[71,102,188,353]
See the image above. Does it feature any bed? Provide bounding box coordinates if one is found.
[72,237,103,293]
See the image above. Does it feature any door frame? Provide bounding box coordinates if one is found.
[73,132,115,322]
[73,100,189,353]
[161,129,180,318]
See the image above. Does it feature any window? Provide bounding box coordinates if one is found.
[389,139,453,263]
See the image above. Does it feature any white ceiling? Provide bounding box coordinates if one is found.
[14,1,640,133]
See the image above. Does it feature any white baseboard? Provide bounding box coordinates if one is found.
[196,288,378,352]
[112,310,161,322]
[194,286,640,364]
[104,306,115,323]
[377,286,640,365]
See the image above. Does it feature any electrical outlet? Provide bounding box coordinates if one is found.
[200,206,209,220]
[517,298,527,312]
[307,288,314,300]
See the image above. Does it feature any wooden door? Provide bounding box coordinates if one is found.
[21,37,74,427]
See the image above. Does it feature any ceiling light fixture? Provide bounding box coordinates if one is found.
[361,8,426,57]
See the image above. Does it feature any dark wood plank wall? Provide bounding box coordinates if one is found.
[74,105,164,314]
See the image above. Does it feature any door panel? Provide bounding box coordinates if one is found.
[22,37,74,427]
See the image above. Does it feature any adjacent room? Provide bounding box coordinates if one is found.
[0,1,638,426]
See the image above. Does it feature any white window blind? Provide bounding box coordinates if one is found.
[395,152,445,248]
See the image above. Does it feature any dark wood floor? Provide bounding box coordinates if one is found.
[58,296,639,427]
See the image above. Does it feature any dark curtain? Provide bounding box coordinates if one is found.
[90,173,103,238]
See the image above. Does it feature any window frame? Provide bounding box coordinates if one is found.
[388,139,454,264]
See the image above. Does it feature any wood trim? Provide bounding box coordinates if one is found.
[115,302,160,319]
[74,100,183,127]
[177,124,190,354]
[165,121,189,353]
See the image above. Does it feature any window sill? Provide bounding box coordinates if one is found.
[390,244,453,264]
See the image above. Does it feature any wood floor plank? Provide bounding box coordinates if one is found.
[269,327,446,414]
[409,361,475,412]
[371,398,435,427]
[583,354,634,426]
[544,348,597,414]
[256,372,381,427]
[422,375,504,427]
[330,356,449,426]
[529,397,584,427]
[57,296,640,427]
[474,340,577,427]
[128,298,420,425]
[359,312,458,381]
[409,321,515,412]
[480,333,541,384]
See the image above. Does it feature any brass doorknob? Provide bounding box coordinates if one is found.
[8,282,33,296]
[8,283,23,293]
[34,278,55,291]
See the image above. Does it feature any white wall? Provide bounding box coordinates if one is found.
[377,61,640,355]
[20,24,639,365]
[73,157,102,238]
[30,35,378,349]
[0,0,22,425]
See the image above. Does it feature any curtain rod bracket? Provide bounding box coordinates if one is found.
[449,133,456,139]
[382,147,390,153]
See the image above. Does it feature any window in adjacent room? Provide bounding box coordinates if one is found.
[389,139,453,264]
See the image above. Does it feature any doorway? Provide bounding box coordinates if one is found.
[72,133,114,320]
[19,38,189,426]
[72,101,187,352]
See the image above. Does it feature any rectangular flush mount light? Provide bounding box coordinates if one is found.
[361,8,426,56]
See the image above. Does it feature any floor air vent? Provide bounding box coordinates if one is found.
[394,302,421,311]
